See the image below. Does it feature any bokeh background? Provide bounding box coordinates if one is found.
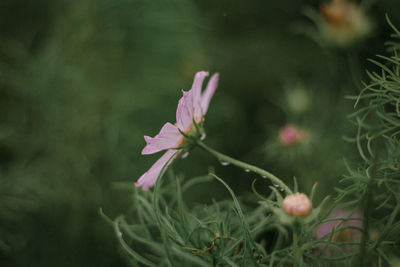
[1,0,400,266]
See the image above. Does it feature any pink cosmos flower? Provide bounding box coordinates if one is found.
[135,71,219,190]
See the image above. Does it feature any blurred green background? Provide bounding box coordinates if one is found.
[1,0,400,266]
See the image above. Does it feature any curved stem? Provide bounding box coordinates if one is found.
[196,140,292,195]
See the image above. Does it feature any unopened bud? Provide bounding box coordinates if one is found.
[286,87,309,114]
[282,193,312,217]
[278,125,303,146]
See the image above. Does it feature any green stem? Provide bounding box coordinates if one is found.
[359,171,373,266]
[358,145,380,267]
[293,229,298,267]
[153,151,180,267]
[196,141,292,195]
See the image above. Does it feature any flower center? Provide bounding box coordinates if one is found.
[176,121,204,148]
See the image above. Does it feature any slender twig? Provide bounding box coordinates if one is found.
[196,141,292,195]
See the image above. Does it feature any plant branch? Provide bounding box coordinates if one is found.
[196,140,292,195]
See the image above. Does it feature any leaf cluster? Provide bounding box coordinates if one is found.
[338,16,400,265]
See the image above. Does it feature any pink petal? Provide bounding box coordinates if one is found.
[191,71,209,121]
[135,149,177,190]
[201,73,219,115]
[279,125,301,145]
[141,123,182,155]
[314,208,362,240]
[176,90,194,131]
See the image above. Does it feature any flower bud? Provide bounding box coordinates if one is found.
[278,125,303,146]
[282,193,312,217]
[320,0,372,46]
[286,87,309,114]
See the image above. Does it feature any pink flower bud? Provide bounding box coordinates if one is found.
[282,193,312,217]
[278,125,303,146]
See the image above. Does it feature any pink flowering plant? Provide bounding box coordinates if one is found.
[101,70,335,266]
[104,21,400,267]
[3,0,400,266]
[135,71,219,190]
[136,71,292,195]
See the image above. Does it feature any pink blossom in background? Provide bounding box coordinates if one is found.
[278,125,303,146]
[314,207,363,254]
[135,71,219,190]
